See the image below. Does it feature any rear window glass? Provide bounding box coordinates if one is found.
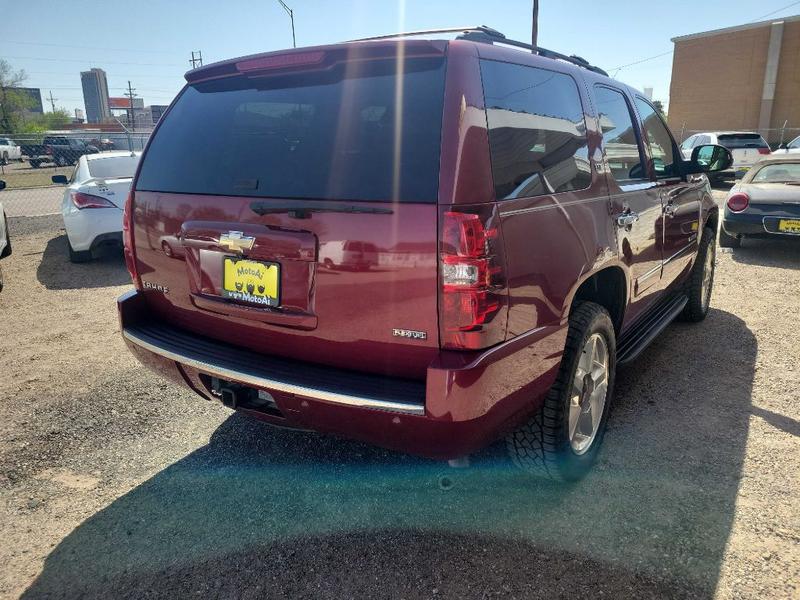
[717,134,769,149]
[752,162,800,182]
[87,155,139,179]
[136,57,446,203]
[480,60,591,200]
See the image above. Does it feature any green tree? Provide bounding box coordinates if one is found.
[652,100,667,119]
[0,59,34,134]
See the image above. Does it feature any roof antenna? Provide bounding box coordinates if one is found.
[531,0,539,53]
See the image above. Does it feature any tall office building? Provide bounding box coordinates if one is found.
[80,68,111,124]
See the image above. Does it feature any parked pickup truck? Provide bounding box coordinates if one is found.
[117,27,734,481]
[28,136,99,168]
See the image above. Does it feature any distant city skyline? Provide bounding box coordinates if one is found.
[3,0,799,117]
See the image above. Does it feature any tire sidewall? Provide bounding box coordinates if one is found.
[555,307,617,479]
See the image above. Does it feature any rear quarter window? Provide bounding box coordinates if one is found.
[480,60,591,199]
[135,57,446,203]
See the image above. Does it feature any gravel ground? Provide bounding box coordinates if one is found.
[0,202,798,599]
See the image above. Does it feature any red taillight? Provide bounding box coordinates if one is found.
[758,147,771,155]
[122,191,140,289]
[70,191,115,209]
[727,192,750,212]
[439,209,506,350]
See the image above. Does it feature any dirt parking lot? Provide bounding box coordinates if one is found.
[0,203,798,599]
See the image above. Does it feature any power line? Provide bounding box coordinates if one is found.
[607,1,800,76]
[754,0,800,20]
[0,39,177,55]
[3,55,182,67]
[609,50,674,74]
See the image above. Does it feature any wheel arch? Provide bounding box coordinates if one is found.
[568,266,628,335]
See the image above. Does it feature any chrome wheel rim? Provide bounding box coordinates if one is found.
[568,333,609,455]
[701,243,715,311]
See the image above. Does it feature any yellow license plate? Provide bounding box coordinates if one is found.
[778,219,800,234]
[222,257,280,306]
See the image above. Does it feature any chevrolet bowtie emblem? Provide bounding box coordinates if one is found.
[219,231,255,254]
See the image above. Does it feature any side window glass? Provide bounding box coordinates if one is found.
[480,60,591,199]
[594,86,646,185]
[680,135,695,151]
[635,97,678,178]
[68,164,79,184]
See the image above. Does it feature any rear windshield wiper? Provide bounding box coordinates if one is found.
[250,200,394,219]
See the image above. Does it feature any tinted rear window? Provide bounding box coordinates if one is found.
[136,57,446,202]
[717,134,768,149]
[87,155,139,179]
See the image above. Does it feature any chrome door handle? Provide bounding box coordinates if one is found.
[617,211,640,227]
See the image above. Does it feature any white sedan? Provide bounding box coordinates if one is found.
[0,179,11,291]
[53,151,141,262]
[774,135,800,154]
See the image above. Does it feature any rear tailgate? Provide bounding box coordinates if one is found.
[131,42,447,379]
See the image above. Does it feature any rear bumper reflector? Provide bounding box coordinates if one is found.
[122,322,426,416]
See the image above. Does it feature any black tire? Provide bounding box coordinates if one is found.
[68,240,92,263]
[30,160,40,169]
[1,152,8,166]
[506,302,616,482]
[0,261,4,293]
[1,214,10,259]
[681,226,716,322]
[718,226,741,249]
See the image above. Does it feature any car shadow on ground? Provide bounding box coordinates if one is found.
[727,237,799,269]
[22,309,755,599]
[36,234,129,290]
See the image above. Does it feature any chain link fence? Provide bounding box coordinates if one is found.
[0,131,151,218]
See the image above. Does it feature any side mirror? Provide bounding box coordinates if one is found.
[779,143,788,150]
[51,174,68,185]
[0,180,6,191]
[687,144,733,174]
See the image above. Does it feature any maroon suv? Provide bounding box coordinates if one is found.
[119,27,732,480]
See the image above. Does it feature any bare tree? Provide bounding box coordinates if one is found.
[0,60,33,133]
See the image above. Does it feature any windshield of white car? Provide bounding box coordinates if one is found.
[751,163,800,183]
[86,155,139,180]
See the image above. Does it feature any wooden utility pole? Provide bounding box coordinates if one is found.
[532,0,539,51]
[47,91,57,112]
[189,50,204,68]
[124,81,137,131]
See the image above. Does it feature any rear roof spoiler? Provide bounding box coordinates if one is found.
[349,25,609,77]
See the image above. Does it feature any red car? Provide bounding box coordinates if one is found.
[119,27,731,480]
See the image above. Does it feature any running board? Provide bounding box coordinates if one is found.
[617,294,688,365]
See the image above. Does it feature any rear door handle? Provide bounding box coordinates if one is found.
[617,211,640,227]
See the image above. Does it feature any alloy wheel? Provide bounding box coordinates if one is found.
[568,333,609,455]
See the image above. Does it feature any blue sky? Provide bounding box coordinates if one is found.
[3,0,799,116]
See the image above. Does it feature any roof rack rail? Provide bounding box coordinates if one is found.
[346,25,609,77]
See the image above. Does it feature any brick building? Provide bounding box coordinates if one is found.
[669,16,800,144]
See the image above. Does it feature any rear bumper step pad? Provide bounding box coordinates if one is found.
[123,322,426,415]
